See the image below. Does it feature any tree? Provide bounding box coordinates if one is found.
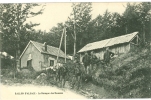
[67,3,92,57]
[45,23,64,49]
[123,3,151,45]
[0,4,4,68]
[136,2,151,43]
[88,10,122,43]
[0,3,44,76]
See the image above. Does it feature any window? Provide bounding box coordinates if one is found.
[28,53,32,60]
[50,60,54,66]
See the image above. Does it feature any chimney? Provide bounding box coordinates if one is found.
[43,42,47,51]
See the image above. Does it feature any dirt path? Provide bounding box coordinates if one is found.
[0,84,87,100]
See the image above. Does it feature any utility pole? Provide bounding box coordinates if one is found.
[56,28,64,67]
[64,27,67,63]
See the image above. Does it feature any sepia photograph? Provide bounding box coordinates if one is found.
[0,1,151,99]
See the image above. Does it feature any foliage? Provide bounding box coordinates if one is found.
[122,3,151,44]
[0,3,44,57]
[98,48,151,98]
[66,3,92,53]
[1,57,13,69]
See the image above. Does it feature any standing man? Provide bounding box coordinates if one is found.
[82,52,90,74]
[59,63,68,88]
[103,47,114,67]
[71,60,82,90]
[90,51,97,71]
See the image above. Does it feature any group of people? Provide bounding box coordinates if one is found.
[82,47,114,74]
[82,51,97,74]
[49,47,114,89]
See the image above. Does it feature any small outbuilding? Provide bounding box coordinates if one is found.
[19,40,68,71]
[78,32,139,62]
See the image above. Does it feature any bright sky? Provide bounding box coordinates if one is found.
[26,2,128,32]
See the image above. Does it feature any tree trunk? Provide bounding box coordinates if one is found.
[64,27,66,63]
[15,5,21,78]
[125,25,128,34]
[143,23,146,44]
[0,31,2,68]
[16,43,20,69]
[14,44,21,79]
[73,22,76,60]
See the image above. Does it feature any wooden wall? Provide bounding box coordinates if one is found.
[80,43,131,62]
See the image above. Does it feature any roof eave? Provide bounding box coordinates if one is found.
[30,41,42,53]
[78,42,130,53]
[129,32,138,42]
[41,52,70,59]
[19,41,31,59]
[19,40,42,59]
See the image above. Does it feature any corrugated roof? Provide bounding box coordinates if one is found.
[78,32,138,53]
[31,41,66,58]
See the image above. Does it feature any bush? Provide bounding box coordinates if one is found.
[1,69,15,78]
[16,69,37,79]
[97,48,151,98]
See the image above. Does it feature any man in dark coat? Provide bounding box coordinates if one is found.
[71,61,82,89]
[103,47,114,67]
[82,52,90,74]
[58,63,68,88]
[90,51,97,71]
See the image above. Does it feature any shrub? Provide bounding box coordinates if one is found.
[97,48,151,98]
[16,69,37,79]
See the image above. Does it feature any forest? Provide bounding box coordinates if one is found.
[0,2,150,59]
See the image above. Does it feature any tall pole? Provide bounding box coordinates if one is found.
[73,20,76,60]
[64,27,66,63]
[56,28,64,67]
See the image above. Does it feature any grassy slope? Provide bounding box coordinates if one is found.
[91,47,151,98]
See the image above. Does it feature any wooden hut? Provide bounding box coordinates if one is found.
[78,32,139,62]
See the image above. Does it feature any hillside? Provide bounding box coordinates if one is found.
[90,46,151,98]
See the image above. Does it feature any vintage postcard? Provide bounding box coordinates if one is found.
[0,1,151,100]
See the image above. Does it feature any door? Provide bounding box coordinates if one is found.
[27,59,32,68]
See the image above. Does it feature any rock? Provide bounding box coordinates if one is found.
[36,73,47,79]
[36,73,47,85]
[5,80,8,83]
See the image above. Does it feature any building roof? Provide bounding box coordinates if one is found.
[20,40,67,59]
[78,32,138,53]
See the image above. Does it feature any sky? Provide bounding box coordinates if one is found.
[26,2,128,32]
